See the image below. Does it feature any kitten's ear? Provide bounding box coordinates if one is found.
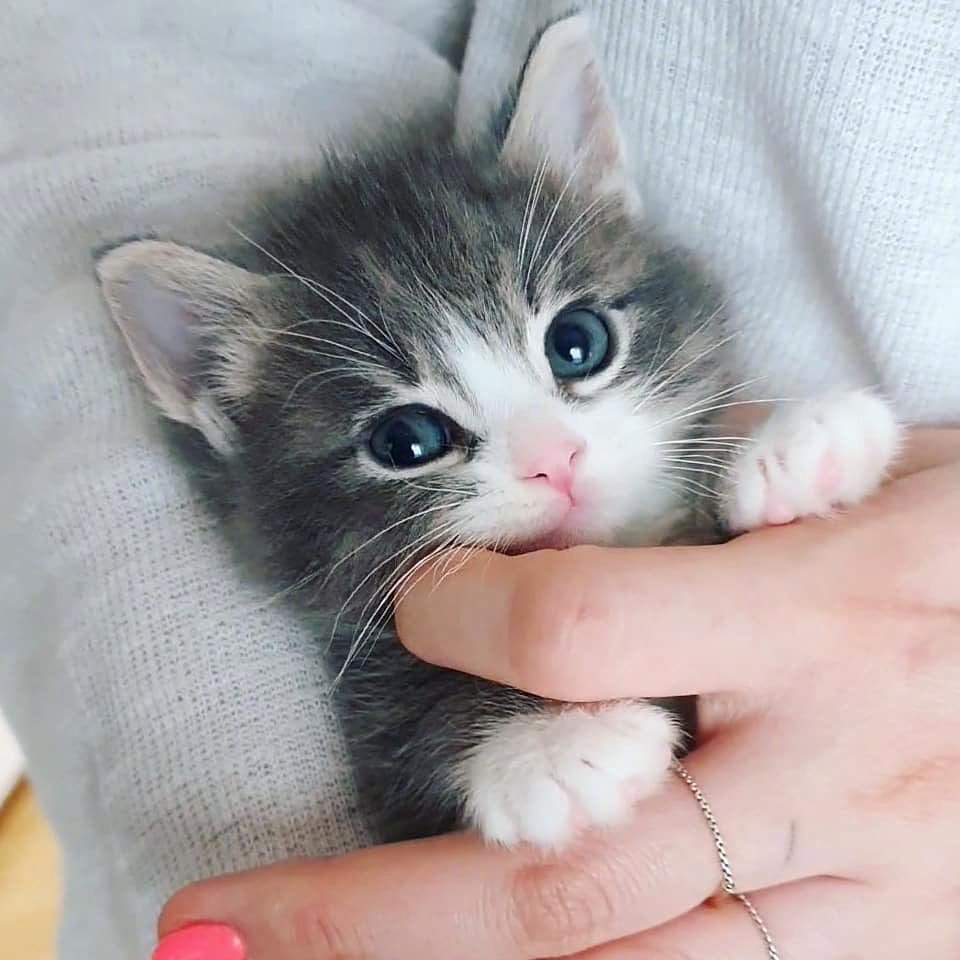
[96,239,263,453]
[502,14,639,210]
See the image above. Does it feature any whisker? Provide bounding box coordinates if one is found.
[280,313,399,361]
[524,150,584,293]
[321,501,456,587]
[431,536,480,585]
[430,541,485,593]
[265,327,384,364]
[264,338,378,366]
[265,505,460,634]
[655,435,751,445]
[335,512,466,656]
[227,222,402,361]
[281,363,415,409]
[539,194,610,280]
[660,454,733,469]
[395,477,468,497]
[393,530,472,612]
[518,155,549,274]
[642,377,767,424]
[638,327,741,411]
[343,521,468,675]
[660,471,720,501]
[652,392,800,431]
[635,307,730,406]
[653,475,719,526]
[662,465,732,485]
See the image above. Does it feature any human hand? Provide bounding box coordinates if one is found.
[153,427,960,960]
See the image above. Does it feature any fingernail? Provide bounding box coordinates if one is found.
[151,922,246,960]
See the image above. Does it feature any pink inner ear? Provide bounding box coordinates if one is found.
[120,269,199,392]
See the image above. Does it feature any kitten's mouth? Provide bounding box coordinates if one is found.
[501,496,595,556]
[503,516,587,555]
[502,532,575,556]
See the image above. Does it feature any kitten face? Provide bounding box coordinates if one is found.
[97,14,726,625]
[331,232,720,553]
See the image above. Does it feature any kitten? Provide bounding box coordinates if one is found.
[95,15,900,850]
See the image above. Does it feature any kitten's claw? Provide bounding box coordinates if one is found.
[721,390,900,533]
[457,701,679,850]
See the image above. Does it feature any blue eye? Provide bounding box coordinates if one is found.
[368,404,458,469]
[545,308,612,380]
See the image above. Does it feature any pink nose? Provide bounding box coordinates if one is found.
[515,433,584,498]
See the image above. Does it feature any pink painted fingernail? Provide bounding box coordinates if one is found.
[151,923,246,960]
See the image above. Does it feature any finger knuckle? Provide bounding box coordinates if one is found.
[507,549,607,698]
[509,859,616,953]
[288,900,361,960]
[855,751,960,823]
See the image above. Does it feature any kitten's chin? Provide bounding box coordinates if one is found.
[503,531,578,555]
[502,510,618,555]
[501,504,676,556]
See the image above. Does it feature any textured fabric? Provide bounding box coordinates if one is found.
[0,2,958,958]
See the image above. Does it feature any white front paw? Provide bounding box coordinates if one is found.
[457,701,679,850]
[722,390,901,533]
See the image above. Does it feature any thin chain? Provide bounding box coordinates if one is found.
[673,760,782,960]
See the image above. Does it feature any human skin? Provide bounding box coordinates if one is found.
[155,427,960,959]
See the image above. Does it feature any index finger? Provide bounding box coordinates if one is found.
[395,427,960,700]
[395,533,812,700]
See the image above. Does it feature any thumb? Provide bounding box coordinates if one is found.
[153,834,565,960]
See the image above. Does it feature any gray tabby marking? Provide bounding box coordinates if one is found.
[97,15,735,846]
